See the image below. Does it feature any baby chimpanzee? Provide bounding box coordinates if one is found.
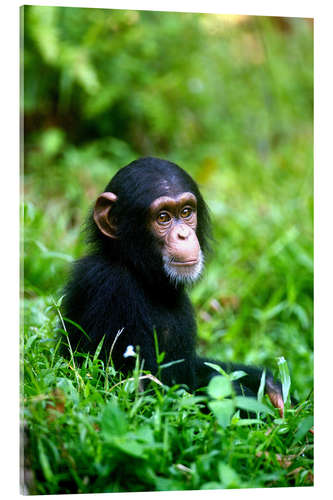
[62,157,284,413]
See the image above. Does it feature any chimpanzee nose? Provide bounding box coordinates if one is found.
[177,225,190,240]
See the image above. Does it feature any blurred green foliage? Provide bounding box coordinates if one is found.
[23,7,313,396]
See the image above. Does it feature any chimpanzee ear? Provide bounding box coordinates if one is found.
[93,192,118,239]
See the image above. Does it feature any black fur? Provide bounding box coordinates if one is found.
[62,157,281,399]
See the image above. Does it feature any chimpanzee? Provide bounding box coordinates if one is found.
[61,157,284,413]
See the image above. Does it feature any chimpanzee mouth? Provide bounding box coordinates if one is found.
[170,258,198,267]
[163,251,204,285]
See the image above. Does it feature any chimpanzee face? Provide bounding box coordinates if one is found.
[93,190,204,285]
[148,192,203,285]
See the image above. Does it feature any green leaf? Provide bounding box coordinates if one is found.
[37,439,53,482]
[112,437,146,459]
[257,369,266,403]
[234,418,264,426]
[204,361,228,377]
[292,415,314,443]
[178,395,207,408]
[93,335,105,362]
[56,378,79,404]
[62,317,91,341]
[207,376,232,400]
[24,334,39,351]
[134,426,155,444]
[229,370,247,381]
[234,396,274,416]
[101,402,128,439]
[160,358,184,370]
[208,400,235,428]
[218,463,240,488]
[277,356,291,403]
[201,482,222,490]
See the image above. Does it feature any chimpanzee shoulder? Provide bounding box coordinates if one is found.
[62,255,144,354]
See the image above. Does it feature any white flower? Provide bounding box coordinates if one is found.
[123,345,136,358]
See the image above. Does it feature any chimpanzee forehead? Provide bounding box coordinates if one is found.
[140,173,197,211]
[108,158,198,208]
[130,177,192,212]
[152,174,192,197]
[149,192,197,215]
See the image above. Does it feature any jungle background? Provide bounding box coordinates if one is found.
[22,6,313,494]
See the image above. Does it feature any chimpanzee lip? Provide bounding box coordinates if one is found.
[171,259,198,266]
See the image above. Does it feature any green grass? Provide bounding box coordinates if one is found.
[22,296,313,494]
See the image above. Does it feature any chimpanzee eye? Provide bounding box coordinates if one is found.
[157,212,171,224]
[181,206,193,218]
